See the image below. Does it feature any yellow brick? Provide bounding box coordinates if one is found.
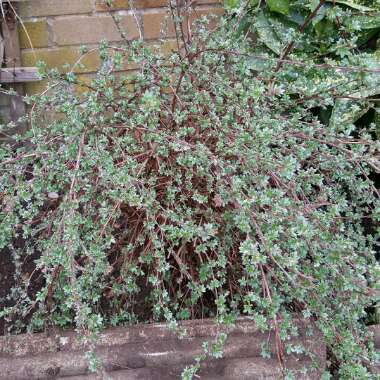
[143,12,175,40]
[21,46,138,74]
[76,71,137,94]
[142,7,222,41]
[196,0,222,4]
[18,20,49,49]
[96,0,129,11]
[19,0,94,18]
[74,73,97,95]
[24,79,48,96]
[52,15,139,46]
[156,39,178,55]
[24,69,137,96]
[95,0,167,11]
[189,6,224,28]
[22,47,100,73]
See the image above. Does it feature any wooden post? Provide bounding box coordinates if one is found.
[1,0,26,126]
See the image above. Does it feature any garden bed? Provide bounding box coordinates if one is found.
[0,0,379,378]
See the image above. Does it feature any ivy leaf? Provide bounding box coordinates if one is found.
[330,54,380,128]
[356,28,379,48]
[267,13,297,45]
[326,0,374,12]
[287,10,305,26]
[266,0,289,15]
[314,19,335,37]
[224,0,239,10]
[255,11,282,54]
[345,13,380,30]
[329,97,371,128]
[236,16,252,36]
[329,84,380,128]
[374,108,380,139]
[311,3,331,26]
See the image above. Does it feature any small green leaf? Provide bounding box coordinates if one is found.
[266,0,289,15]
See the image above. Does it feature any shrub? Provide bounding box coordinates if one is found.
[0,7,379,379]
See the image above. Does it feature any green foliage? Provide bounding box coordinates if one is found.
[225,0,380,376]
[267,0,290,15]
[0,4,380,379]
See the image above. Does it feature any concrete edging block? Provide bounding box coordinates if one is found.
[0,317,326,380]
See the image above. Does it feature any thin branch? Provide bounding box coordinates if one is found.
[274,0,326,73]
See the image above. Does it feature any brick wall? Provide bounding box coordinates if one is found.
[17,0,223,95]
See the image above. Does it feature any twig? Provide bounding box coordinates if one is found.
[274,0,326,74]
[260,264,285,375]
[0,152,48,166]
[69,131,86,199]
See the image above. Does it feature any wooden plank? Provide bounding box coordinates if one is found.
[0,30,4,66]
[0,66,39,83]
